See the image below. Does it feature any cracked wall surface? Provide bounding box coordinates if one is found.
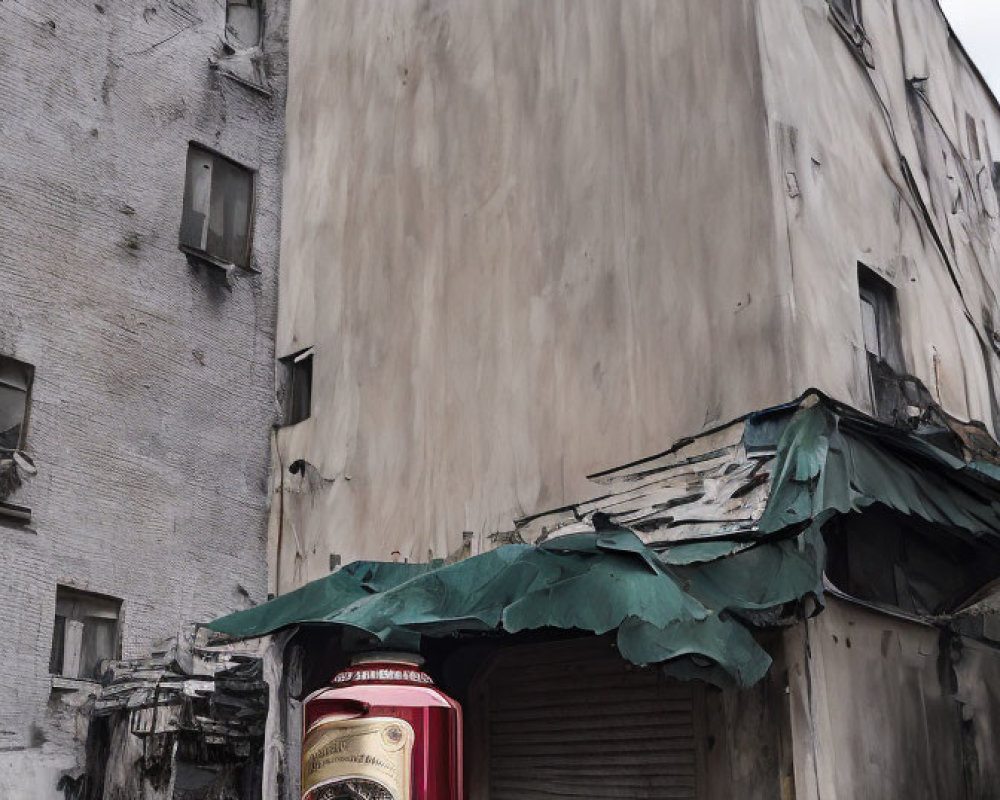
[758,0,1000,429]
[271,0,785,590]
[272,0,1000,596]
[0,0,287,796]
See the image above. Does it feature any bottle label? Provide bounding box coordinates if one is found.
[302,717,414,800]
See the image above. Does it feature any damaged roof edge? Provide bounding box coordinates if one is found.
[585,385,1000,486]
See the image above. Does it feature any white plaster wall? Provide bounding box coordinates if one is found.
[758,0,1000,424]
[272,0,789,591]
[0,0,287,794]
[272,0,1000,589]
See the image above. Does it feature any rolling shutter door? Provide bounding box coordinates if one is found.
[479,637,703,800]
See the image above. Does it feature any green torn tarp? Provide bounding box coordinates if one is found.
[759,398,1000,542]
[209,393,1000,688]
[212,533,791,687]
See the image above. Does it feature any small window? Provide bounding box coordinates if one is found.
[226,0,261,47]
[279,348,313,426]
[858,265,904,418]
[966,113,982,161]
[0,356,33,453]
[49,586,121,681]
[179,143,254,269]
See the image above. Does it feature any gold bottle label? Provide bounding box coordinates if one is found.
[302,717,414,800]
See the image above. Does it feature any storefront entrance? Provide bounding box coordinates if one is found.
[466,637,705,800]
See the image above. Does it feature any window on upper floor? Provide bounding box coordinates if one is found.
[226,0,262,47]
[49,586,121,682]
[0,356,32,454]
[858,265,905,420]
[179,143,255,270]
[278,348,313,427]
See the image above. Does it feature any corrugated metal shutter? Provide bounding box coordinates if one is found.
[480,637,702,800]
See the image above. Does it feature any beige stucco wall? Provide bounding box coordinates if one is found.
[271,0,791,590]
[272,0,1000,594]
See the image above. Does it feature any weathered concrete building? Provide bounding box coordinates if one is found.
[269,0,1000,588]
[0,1,287,796]
[249,1,1000,798]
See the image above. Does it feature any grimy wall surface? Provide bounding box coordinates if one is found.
[784,596,1000,799]
[272,0,786,590]
[0,1,286,795]
[273,0,1000,593]
[759,0,1000,425]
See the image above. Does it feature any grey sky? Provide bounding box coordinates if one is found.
[939,0,1000,96]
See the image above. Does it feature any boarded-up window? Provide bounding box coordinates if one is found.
[226,0,261,46]
[0,356,33,452]
[49,586,121,681]
[279,348,313,426]
[179,144,254,268]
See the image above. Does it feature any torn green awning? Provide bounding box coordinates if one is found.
[758,398,1000,542]
[210,530,813,687]
[209,393,1000,690]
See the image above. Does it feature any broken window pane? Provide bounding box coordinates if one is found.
[179,144,254,268]
[50,586,121,681]
[0,356,33,452]
[226,0,261,47]
[80,616,117,680]
[279,349,313,427]
[859,296,880,357]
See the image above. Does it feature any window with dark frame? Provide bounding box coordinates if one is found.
[49,586,121,682]
[226,0,262,47]
[179,143,255,269]
[0,356,32,454]
[858,264,905,419]
[279,348,313,427]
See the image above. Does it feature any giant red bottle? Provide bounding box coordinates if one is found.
[301,653,463,800]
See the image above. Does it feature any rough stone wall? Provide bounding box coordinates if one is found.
[0,1,287,796]
[271,0,786,590]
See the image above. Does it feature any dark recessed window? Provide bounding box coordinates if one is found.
[226,0,261,46]
[858,264,904,419]
[279,348,313,427]
[49,586,121,682]
[0,356,32,453]
[179,143,254,269]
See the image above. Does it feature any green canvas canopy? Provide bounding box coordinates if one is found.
[209,393,1000,688]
